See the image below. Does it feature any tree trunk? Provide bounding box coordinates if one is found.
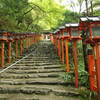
[90,1,93,16]
[85,0,89,16]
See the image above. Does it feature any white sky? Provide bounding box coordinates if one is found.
[55,0,86,13]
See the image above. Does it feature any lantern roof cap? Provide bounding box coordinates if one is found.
[0,30,7,33]
[70,23,79,27]
[59,26,65,29]
[65,24,70,27]
[54,29,59,33]
[65,23,79,27]
[80,16,100,22]
[53,31,57,34]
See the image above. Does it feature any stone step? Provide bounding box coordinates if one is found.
[18,62,60,64]
[9,66,62,70]
[0,77,65,82]
[15,63,55,66]
[0,93,78,100]
[12,64,62,67]
[5,69,65,74]
[0,85,79,96]
[18,61,52,63]
[0,79,67,85]
[24,57,49,59]
[0,73,62,78]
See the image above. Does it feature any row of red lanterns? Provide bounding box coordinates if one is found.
[0,31,36,42]
[53,16,100,43]
[50,16,100,98]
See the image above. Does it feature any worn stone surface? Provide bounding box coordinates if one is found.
[0,41,79,100]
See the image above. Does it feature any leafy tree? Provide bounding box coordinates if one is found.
[0,0,66,32]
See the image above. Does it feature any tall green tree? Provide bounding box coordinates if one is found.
[0,0,66,32]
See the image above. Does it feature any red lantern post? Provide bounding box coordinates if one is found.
[0,31,8,67]
[80,16,100,95]
[70,23,82,88]
[59,26,65,64]
[62,24,70,72]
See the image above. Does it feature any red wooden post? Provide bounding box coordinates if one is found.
[73,41,79,88]
[8,42,11,63]
[52,36,54,44]
[20,40,23,56]
[87,49,96,91]
[58,39,62,62]
[1,41,5,67]
[32,36,34,44]
[31,37,32,45]
[26,38,28,49]
[58,39,61,57]
[95,45,100,95]
[50,35,53,43]
[61,40,64,64]
[28,38,30,47]
[29,37,31,47]
[65,39,70,72]
[15,40,18,58]
[57,39,59,56]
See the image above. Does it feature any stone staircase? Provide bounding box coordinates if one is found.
[0,41,79,100]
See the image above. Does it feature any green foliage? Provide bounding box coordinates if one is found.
[68,41,85,71]
[93,0,100,16]
[78,88,97,99]
[61,70,89,87]
[61,72,74,82]
[63,10,79,23]
[61,41,89,87]
[77,41,85,71]
[0,0,67,32]
[0,0,80,32]
[78,70,89,86]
